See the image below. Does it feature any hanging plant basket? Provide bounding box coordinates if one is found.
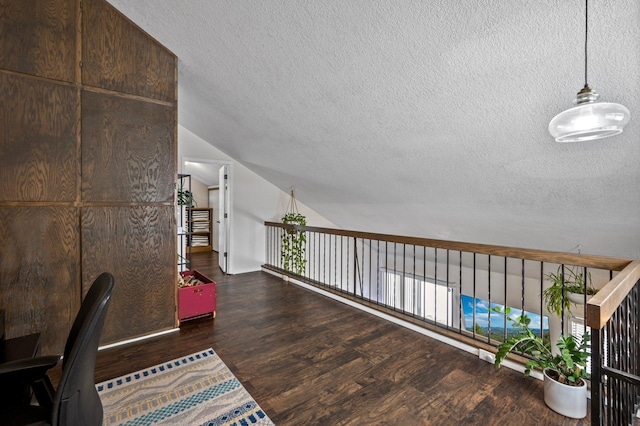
[281,189,307,275]
[543,266,596,317]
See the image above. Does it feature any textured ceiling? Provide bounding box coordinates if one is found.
[107,0,639,259]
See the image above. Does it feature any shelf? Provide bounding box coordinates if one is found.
[186,207,213,252]
[177,174,192,271]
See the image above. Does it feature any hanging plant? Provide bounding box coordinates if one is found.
[281,189,307,275]
[543,266,595,317]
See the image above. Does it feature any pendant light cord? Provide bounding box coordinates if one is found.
[584,0,589,88]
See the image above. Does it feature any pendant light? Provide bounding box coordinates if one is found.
[548,0,630,143]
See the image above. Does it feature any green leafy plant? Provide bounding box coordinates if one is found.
[491,306,590,386]
[281,212,307,275]
[177,189,195,207]
[543,266,596,317]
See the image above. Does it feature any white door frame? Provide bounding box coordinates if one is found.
[218,164,229,274]
[181,157,232,274]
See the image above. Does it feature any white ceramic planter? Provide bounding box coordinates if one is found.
[543,369,587,419]
[566,292,587,305]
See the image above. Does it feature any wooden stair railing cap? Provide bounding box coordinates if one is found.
[587,261,640,330]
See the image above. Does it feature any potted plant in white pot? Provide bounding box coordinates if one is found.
[491,307,590,419]
[543,266,596,317]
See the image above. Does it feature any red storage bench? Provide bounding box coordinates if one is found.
[178,270,216,323]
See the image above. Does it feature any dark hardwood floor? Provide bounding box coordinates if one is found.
[89,251,589,425]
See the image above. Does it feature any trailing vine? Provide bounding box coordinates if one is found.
[281,190,307,275]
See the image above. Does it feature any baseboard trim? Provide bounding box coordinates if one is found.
[98,328,179,352]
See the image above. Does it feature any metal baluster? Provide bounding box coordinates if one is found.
[614,308,621,424]
[606,318,611,424]
[376,240,380,305]
[472,253,476,339]
[368,238,372,300]
[434,248,438,326]
[459,251,463,334]
[539,262,544,341]
[503,258,508,341]
[311,231,315,280]
[402,243,406,313]
[411,244,416,317]
[487,255,491,344]
[393,242,397,311]
[383,241,387,306]
[591,325,602,425]
[333,234,337,289]
[323,233,327,285]
[344,236,348,292]
[423,246,427,321]
[583,266,588,324]
[560,264,565,334]
[353,237,357,296]
[446,250,450,329]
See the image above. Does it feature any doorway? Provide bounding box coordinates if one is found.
[182,158,232,274]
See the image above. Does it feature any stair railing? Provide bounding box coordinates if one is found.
[587,261,640,425]
[268,222,628,337]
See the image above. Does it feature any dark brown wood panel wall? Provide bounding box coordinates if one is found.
[81,90,175,203]
[0,206,79,352]
[0,74,78,202]
[0,0,77,82]
[81,206,176,343]
[82,0,176,102]
[0,0,177,354]
[79,0,177,345]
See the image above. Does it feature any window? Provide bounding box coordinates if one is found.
[570,315,603,373]
[380,269,455,327]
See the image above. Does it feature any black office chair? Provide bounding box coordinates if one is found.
[0,272,114,426]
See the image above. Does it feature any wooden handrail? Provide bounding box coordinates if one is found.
[266,222,632,271]
[587,261,640,330]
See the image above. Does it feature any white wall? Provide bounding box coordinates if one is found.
[178,125,336,274]
[191,177,209,208]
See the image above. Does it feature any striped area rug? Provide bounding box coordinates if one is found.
[96,348,274,426]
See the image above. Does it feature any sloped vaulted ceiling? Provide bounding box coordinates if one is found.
[107,0,640,259]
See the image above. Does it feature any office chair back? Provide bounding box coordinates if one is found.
[52,272,114,426]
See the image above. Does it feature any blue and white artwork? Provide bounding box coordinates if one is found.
[461,294,549,342]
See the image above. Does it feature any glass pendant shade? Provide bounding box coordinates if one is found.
[549,99,630,143]
[548,0,631,142]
